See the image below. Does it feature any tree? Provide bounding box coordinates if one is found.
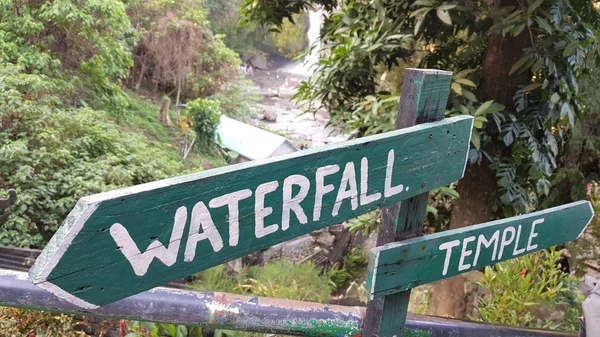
[241,0,600,317]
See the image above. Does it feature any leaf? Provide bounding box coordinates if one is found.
[528,0,544,14]
[176,325,188,337]
[503,129,515,146]
[451,82,462,95]
[468,148,479,164]
[436,186,460,198]
[472,129,481,150]
[550,92,560,103]
[453,69,476,79]
[414,18,425,35]
[427,204,438,215]
[510,54,531,75]
[563,41,578,57]
[475,100,494,116]
[462,89,477,102]
[519,82,542,92]
[438,3,458,11]
[455,78,476,87]
[535,16,553,33]
[475,115,488,124]
[561,103,574,127]
[436,8,452,25]
[531,58,544,73]
[410,7,432,17]
[412,0,433,6]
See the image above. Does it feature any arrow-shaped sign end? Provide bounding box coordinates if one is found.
[28,199,101,309]
[578,200,596,240]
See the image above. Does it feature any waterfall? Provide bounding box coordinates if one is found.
[282,9,323,76]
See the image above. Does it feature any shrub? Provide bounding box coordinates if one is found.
[210,77,260,121]
[0,65,185,247]
[0,307,82,337]
[188,260,333,303]
[187,98,222,148]
[475,248,583,331]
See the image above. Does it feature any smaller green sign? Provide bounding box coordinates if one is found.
[366,201,594,299]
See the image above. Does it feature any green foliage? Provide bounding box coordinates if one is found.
[240,0,336,28]
[186,265,240,293]
[0,64,188,247]
[187,98,222,149]
[346,186,460,236]
[209,77,261,121]
[126,0,241,99]
[241,260,333,302]
[127,320,202,337]
[475,248,583,331]
[346,210,381,236]
[326,244,369,289]
[0,307,82,337]
[204,0,308,60]
[272,15,309,58]
[188,260,333,303]
[241,0,600,218]
[0,0,135,113]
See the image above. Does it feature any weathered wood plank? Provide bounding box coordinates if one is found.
[29,114,473,308]
[367,200,594,299]
[363,68,453,337]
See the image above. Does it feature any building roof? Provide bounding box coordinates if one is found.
[215,116,298,160]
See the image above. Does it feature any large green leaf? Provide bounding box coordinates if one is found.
[436,8,452,25]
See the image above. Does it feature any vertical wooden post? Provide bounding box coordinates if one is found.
[363,68,453,337]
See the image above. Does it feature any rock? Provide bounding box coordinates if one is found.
[225,258,242,275]
[311,230,335,248]
[408,284,433,314]
[263,109,278,122]
[531,302,567,323]
[249,53,268,70]
[278,88,295,99]
[257,113,266,120]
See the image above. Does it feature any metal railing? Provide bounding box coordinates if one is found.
[0,269,576,337]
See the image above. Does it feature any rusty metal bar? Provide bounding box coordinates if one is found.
[0,269,577,337]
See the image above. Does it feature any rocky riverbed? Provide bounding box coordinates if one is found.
[250,69,349,148]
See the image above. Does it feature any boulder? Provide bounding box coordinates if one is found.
[263,109,278,122]
[249,53,268,70]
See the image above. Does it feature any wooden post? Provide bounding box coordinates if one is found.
[363,68,453,336]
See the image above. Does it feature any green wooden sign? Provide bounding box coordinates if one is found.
[29,115,473,308]
[366,200,594,299]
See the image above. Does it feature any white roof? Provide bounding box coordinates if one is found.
[215,116,298,160]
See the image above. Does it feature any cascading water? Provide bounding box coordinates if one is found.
[282,9,323,76]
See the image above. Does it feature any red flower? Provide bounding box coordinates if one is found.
[119,320,128,337]
[29,333,36,337]
[519,268,528,276]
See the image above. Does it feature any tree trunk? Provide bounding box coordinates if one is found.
[428,0,529,319]
[158,99,173,126]
[427,163,499,318]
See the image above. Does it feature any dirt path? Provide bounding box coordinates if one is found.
[249,69,349,148]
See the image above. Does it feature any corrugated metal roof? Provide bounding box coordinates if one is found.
[215,116,298,160]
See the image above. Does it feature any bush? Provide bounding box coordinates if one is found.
[0,307,82,337]
[187,98,222,148]
[188,260,333,303]
[0,65,185,247]
[210,77,260,121]
[475,248,583,331]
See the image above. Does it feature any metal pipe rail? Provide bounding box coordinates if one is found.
[0,269,576,337]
